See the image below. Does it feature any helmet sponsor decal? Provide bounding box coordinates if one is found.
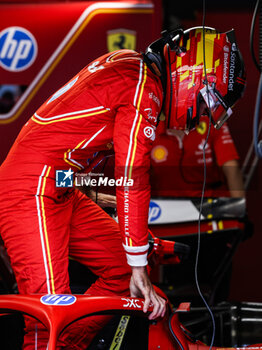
[231,43,238,52]
[228,50,237,92]
[40,294,77,306]
[0,27,37,72]
[148,201,161,222]
[223,46,230,84]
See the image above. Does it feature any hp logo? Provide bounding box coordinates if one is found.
[148,201,161,223]
[0,27,37,72]
[40,294,77,306]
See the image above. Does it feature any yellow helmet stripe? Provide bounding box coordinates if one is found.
[196,32,216,75]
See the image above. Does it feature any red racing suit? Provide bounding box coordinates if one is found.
[0,50,163,348]
[150,118,239,197]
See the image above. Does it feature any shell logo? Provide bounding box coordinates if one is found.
[151,145,168,163]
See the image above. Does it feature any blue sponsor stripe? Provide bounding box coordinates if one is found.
[40,294,77,306]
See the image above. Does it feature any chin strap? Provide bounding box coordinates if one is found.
[142,53,161,77]
[142,51,167,126]
[142,51,167,93]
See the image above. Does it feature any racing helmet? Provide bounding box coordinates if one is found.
[146,27,246,131]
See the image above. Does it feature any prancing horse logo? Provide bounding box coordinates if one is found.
[107,29,136,52]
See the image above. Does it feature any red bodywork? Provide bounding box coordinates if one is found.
[0,293,261,350]
[0,234,259,350]
[0,235,180,349]
[0,293,181,349]
[0,233,192,350]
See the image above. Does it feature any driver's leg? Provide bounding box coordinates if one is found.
[59,189,131,349]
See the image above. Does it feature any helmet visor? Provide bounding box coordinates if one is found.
[200,86,232,129]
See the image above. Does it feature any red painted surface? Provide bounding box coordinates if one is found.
[0,0,161,162]
[0,294,152,350]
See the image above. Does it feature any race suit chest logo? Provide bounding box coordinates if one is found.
[0,27,37,72]
[144,126,155,141]
[148,201,161,223]
[40,294,77,306]
[144,108,157,124]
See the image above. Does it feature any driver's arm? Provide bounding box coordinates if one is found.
[113,103,166,319]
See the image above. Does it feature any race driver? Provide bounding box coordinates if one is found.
[0,27,246,349]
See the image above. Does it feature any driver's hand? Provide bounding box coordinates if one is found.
[130,266,166,320]
[88,190,116,208]
[95,193,116,208]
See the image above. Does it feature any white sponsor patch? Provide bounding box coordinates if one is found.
[144,126,155,140]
